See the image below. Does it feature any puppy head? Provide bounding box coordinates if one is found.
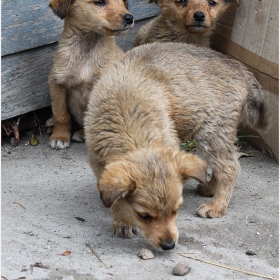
[153,0,234,34]
[98,148,207,249]
[49,0,134,35]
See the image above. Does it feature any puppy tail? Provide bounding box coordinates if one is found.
[242,77,271,132]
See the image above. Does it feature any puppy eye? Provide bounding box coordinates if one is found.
[93,0,106,6]
[172,210,178,215]
[175,0,187,6]
[209,0,217,6]
[137,213,153,222]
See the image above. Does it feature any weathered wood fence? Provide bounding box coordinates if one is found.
[1,0,160,120]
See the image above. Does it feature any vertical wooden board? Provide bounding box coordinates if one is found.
[261,0,279,63]
[231,0,278,63]
[128,0,160,21]
[1,44,58,120]
[1,0,63,56]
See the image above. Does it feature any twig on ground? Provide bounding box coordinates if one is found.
[13,202,26,209]
[179,254,278,280]
[30,262,50,270]
[86,241,111,268]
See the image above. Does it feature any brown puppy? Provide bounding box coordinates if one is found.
[48,0,134,149]
[133,0,238,47]
[84,42,269,249]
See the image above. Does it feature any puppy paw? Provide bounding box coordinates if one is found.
[72,129,85,143]
[197,202,227,218]
[49,137,70,149]
[197,183,215,197]
[112,221,139,238]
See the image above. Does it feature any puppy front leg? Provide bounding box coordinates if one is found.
[111,199,139,238]
[197,154,240,218]
[49,83,72,149]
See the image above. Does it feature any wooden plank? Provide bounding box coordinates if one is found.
[1,44,57,120]
[1,18,152,120]
[230,0,278,63]
[128,0,160,21]
[1,0,63,56]
[1,0,158,57]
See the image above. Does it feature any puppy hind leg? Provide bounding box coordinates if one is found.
[111,199,139,238]
[197,152,240,218]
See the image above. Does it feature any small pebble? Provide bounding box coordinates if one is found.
[137,248,154,260]
[246,250,256,255]
[173,262,191,276]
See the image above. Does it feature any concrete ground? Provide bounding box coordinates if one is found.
[1,133,279,280]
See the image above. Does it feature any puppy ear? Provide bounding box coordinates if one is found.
[49,0,72,19]
[175,152,208,186]
[98,162,136,208]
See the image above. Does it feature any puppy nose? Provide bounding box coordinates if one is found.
[123,14,134,25]
[193,11,205,23]
[161,241,176,250]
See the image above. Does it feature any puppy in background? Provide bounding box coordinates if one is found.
[84,42,269,249]
[48,0,134,149]
[133,0,238,47]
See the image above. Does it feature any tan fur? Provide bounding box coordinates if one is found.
[84,43,270,249]
[133,0,236,47]
[48,0,134,149]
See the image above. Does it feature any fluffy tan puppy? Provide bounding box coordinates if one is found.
[84,42,269,249]
[48,0,134,149]
[133,0,238,47]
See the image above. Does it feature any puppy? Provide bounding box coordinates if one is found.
[48,0,134,149]
[84,42,269,249]
[133,0,238,47]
